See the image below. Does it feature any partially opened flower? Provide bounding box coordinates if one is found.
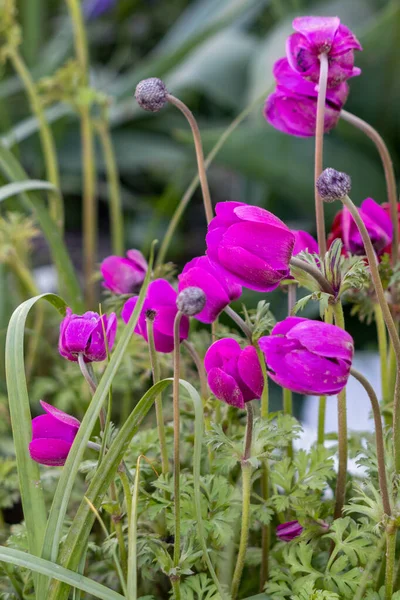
[204,338,263,408]
[276,520,303,542]
[206,201,295,292]
[59,309,117,363]
[328,198,393,257]
[259,317,353,395]
[292,230,319,256]
[101,249,147,294]
[265,58,348,137]
[178,255,242,324]
[29,401,80,466]
[286,16,362,87]
[121,279,189,353]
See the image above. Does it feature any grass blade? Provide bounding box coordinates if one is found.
[0,179,58,201]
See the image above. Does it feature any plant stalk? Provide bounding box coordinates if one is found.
[224,305,252,341]
[317,396,326,446]
[375,304,390,422]
[332,301,347,519]
[314,52,329,257]
[166,94,213,224]
[341,110,398,263]
[290,256,334,295]
[146,316,169,476]
[340,194,400,472]
[231,402,254,599]
[385,524,397,600]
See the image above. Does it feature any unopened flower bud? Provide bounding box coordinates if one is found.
[176,287,206,316]
[135,78,168,112]
[145,309,157,321]
[316,168,351,202]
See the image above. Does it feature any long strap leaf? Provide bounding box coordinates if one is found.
[0,547,125,600]
[5,293,67,559]
[0,145,83,311]
[37,243,155,598]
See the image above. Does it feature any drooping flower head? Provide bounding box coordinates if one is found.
[59,309,117,363]
[204,338,263,408]
[206,201,295,292]
[276,521,303,542]
[101,249,148,295]
[286,16,362,88]
[29,401,80,466]
[178,255,242,324]
[265,58,348,137]
[259,317,353,395]
[292,230,319,256]
[121,279,189,353]
[328,198,393,257]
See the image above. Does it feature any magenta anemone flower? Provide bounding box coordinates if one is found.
[265,58,348,137]
[59,309,117,363]
[178,255,242,324]
[204,338,263,408]
[276,520,303,542]
[206,201,295,292]
[101,249,147,294]
[29,401,80,466]
[121,279,189,353]
[259,317,353,395]
[292,230,319,256]
[328,198,393,257]
[286,16,362,87]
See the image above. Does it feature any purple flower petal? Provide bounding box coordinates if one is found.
[237,346,263,399]
[292,230,319,255]
[40,401,80,429]
[287,320,354,362]
[207,367,245,408]
[29,438,73,466]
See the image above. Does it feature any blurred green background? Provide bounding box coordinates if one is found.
[1,0,399,335]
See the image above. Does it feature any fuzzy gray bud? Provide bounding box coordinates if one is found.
[316,168,351,202]
[176,287,206,317]
[135,78,168,112]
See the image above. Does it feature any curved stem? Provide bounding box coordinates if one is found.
[375,304,390,415]
[96,120,124,256]
[314,53,329,257]
[341,110,398,263]
[350,368,391,516]
[80,106,97,307]
[146,317,169,476]
[224,305,252,341]
[8,50,62,230]
[78,353,97,395]
[172,311,183,597]
[231,404,254,599]
[332,302,347,519]
[182,340,208,401]
[156,89,272,267]
[290,256,335,295]
[166,94,213,224]
[340,194,400,472]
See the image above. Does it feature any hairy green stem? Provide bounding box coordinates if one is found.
[8,49,62,229]
[166,94,213,224]
[182,340,208,402]
[341,194,400,472]
[146,316,169,476]
[374,304,390,421]
[350,368,391,515]
[332,301,347,519]
[65,0,89,75]
[96,120,124,255]
[231,403,254,599]
[314,53,329,257]
[317,396,326,446]
[172,311,184,597]
[385,525,397,600]
[341,110,399,263]
[283,388,293,459]
[224,305,252,341]
[290,256,334,295]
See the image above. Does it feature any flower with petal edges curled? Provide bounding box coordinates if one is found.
[29,401,80,466]
[206,201,295,292]
[259,317,353,396]
[276,520,303,542]
[101,249,147,295]
[265,58,348,137]
[204,338,263,408]
[178,255,242,324]
[121,279,189,353]
[292,230,319,256]
[59,309,117,363]
[328,198,393,258]
[286,16,362,88]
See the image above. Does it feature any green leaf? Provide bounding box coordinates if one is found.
[5,293,67,561]
[0,546,124,600]
[38,244,156,598]
[0,145,83,311]
[0,179,58,202]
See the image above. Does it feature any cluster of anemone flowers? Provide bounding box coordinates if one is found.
[8,11,400,600]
